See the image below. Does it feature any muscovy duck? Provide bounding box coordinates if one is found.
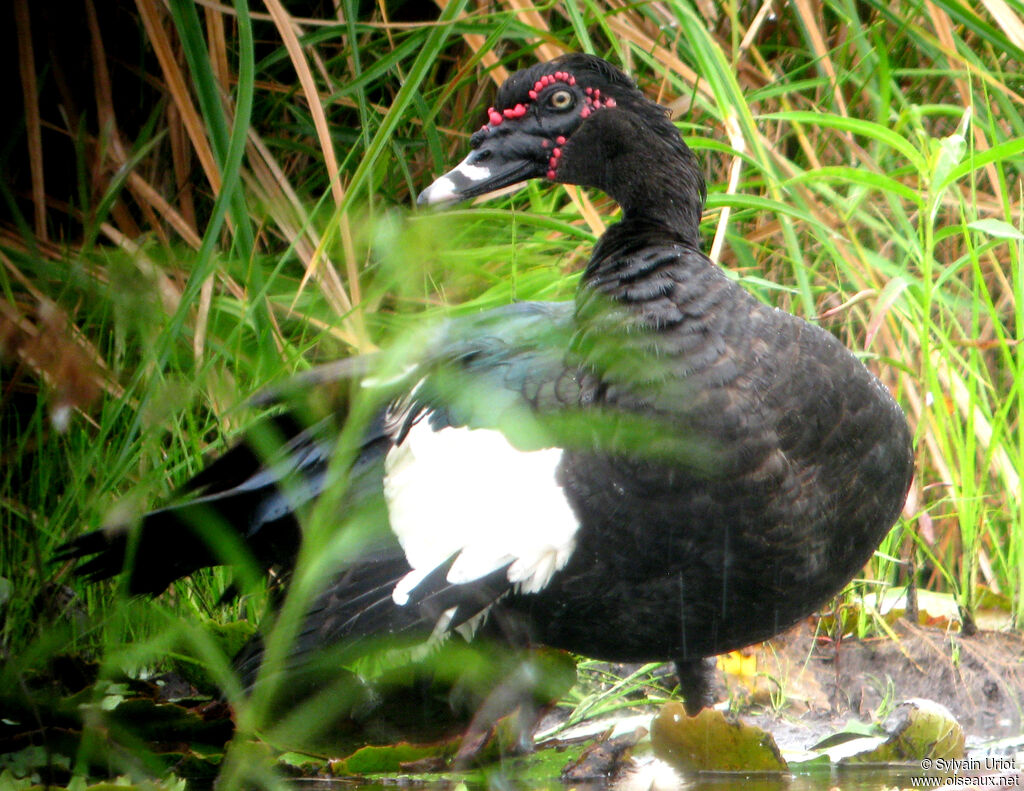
[57,54,914,715]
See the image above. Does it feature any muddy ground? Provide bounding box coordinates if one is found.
[714,619,1024,749]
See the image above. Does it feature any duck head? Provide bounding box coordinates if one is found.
[418,54,705,236]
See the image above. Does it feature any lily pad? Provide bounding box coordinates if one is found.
[650,703,787,773]
[331,740,459,775]
[829,698,965,764]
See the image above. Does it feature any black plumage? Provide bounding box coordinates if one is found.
[56,54,914,718]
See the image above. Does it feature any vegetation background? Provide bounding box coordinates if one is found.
[1,0,1022,785]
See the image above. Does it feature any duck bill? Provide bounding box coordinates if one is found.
[417,132,546,207]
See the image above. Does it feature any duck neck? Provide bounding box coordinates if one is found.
[569,118,725,391]
[560,108,706,246]
[580,152,710,290]
[611,153,706,243]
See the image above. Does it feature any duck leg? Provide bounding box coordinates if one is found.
[674,656,716,715]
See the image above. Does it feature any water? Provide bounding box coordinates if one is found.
[289,763,1022,791]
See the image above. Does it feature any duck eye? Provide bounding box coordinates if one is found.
[549,89,573,110]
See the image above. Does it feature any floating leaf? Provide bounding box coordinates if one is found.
[329,740,458,775]
[106,696,234,746]
[650,703,787,773]
[828,699,965,764]
[277,750,329,771]
[809,719,881,750]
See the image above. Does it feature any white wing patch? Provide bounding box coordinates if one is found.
[384,417,579,607]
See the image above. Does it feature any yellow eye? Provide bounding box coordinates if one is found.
[549,90,573,110]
